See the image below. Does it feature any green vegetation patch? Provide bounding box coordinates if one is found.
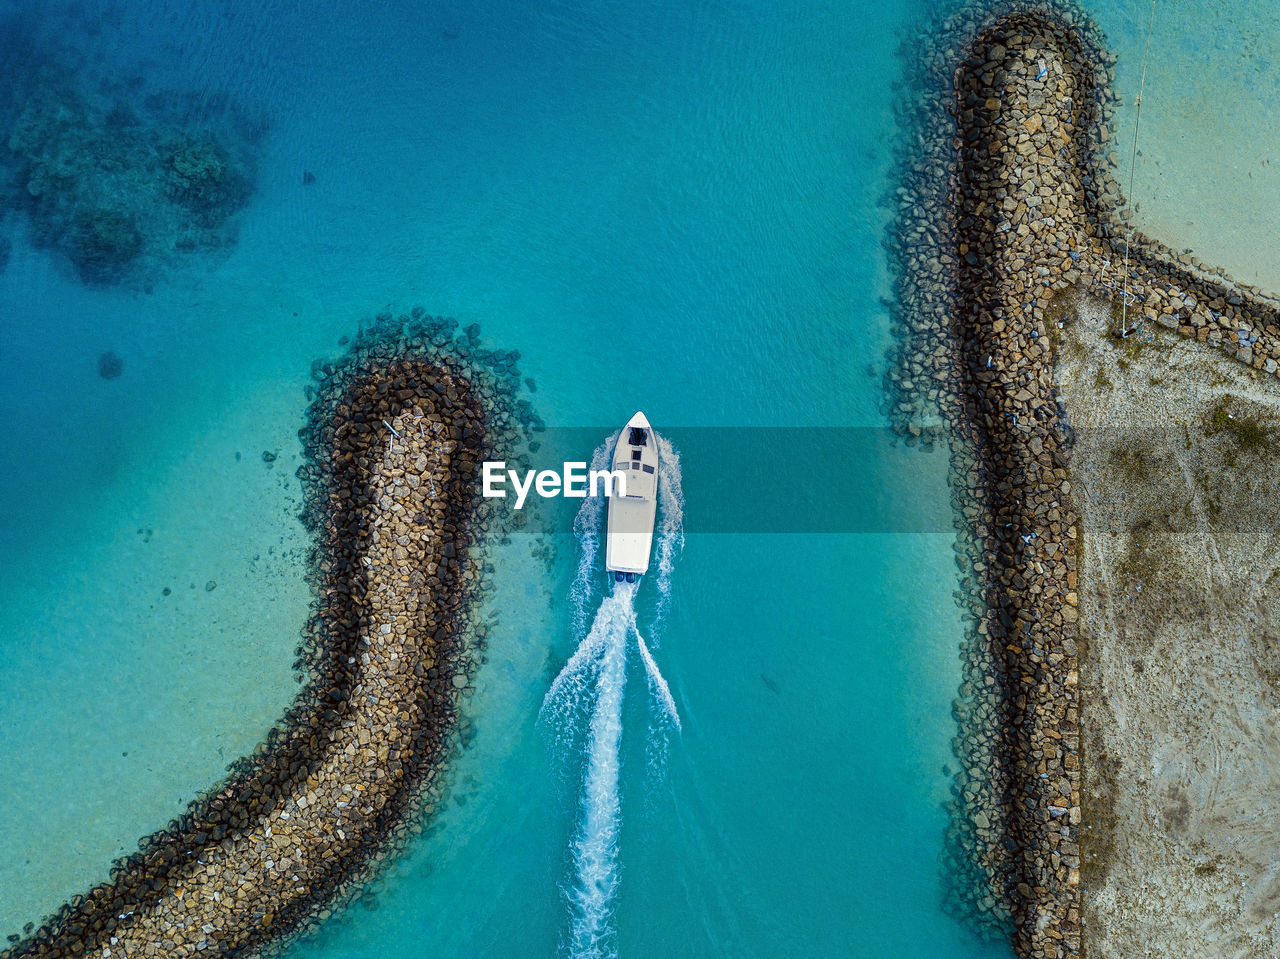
[1080,733,1120,887]
[1106,445,1152,484]
[1105,326,1150,362]
[1205,396,1275,455]
[1044,288,1076,351]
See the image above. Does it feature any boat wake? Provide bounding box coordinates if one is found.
[651,432,685,640]
[540,433,683,959]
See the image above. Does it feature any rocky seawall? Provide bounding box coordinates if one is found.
[885,2,1280,958]
[1,313,530,958]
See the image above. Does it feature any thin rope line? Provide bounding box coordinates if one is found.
[1121,0,1157,333]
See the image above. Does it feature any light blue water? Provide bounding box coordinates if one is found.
[0,0,1275,956]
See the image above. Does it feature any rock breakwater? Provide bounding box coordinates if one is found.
[1,312,531,958]
[885,2,1280,957]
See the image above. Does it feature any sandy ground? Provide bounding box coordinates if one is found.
[1055,294,1280,959]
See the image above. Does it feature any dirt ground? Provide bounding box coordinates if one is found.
[1054,294,1280,959]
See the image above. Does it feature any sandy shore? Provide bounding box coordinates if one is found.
[885,2,1280,957]
[1057,296,1280,959]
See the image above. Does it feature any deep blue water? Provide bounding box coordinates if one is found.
[0,0,1275,955]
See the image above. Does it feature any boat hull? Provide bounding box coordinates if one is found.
[604,411,658,577]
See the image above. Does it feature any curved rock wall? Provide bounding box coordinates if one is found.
[886,3,1280,958]
[2,316,528,959]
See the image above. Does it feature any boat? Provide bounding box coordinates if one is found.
[605,411,659,583]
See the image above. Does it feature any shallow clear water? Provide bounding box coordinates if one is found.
[1095,0,1280,292]
[0,0,1275,955]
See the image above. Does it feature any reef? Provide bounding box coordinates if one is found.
[4,79,261,284]
[96,351,123,380]
[0,5,263,286]
[0,312,535,958]
[884,2,1280,957]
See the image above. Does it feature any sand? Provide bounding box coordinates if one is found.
[1056,293,1280,959]
[1099,0,1280,295]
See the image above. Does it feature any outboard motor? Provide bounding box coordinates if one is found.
[614,571,625,583]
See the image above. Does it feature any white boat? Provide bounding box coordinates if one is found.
[605,410,659,583]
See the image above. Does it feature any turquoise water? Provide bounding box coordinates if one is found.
[0,0,1275,955]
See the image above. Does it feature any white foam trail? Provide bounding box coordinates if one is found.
[633,623,680,732]
[569,435,614,640]
[541,624,608,756]
[543,425,684,957]
[564,583,634,959]
[651,433,685,639]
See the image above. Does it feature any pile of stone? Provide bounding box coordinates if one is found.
[2,311,531,958]
[883,2,1280,958]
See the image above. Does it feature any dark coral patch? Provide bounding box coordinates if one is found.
[97,350,123,380]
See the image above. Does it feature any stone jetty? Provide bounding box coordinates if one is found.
[885,2,1280,958]
[2,313,531,958]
